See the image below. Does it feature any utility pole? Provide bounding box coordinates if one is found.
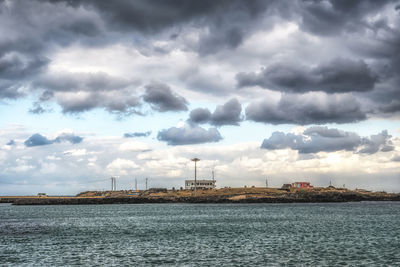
[191,158,200,197]
[212,170,215,181]
[135,178,137,191]
[145,178,148,190]
[266,178,268,188]
[111,177,116,191]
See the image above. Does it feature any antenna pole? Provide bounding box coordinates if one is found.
[191,158,200,197]
[111,177,116,191]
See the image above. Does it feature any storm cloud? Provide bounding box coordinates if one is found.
[24,133,83,147]
[143,82,188,112]
[49,0,276,55]
[0,0,399,121]
[245,93,366,125]
[32,72,143,115]
[236,58,378,94]
[0,54,48,99]
[188,98,242,126]
[0,0,104,100]
[297,0,393,36]
[261,127,394,154]
[157,125,222,145]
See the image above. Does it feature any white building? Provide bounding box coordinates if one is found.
[185,180,216,190]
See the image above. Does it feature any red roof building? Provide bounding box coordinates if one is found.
[291,182,313,188]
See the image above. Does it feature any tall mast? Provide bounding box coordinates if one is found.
[191,158,200,196]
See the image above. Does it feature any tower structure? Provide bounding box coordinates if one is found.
[191,158,200,196]
[111,177,116,191]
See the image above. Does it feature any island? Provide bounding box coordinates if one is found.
[1,186,399,205]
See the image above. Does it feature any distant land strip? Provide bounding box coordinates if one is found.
[1,187,400,205]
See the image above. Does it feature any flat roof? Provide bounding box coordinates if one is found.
[185,179,215,182]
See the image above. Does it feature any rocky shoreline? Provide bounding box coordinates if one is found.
[2,189,400,205]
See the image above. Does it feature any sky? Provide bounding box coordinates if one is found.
[0,0,399,195]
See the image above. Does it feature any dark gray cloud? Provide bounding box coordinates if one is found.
[246,93,366,125]
[261,126,394,154]
[24,133,83,147]
[196,25,245,56]
[379,100,400,114]
[0,82,25,99]
[157,125,222,145]
[143,82,188,112]
[0,54,49,99]
[297,0,393,36]
[210,98,242,126]
[124,131,152,138]
[34,72,131,93]
[50,0,228,33]
[236,58,378,93]
[0,0,399,122]
[188,108,212,125]
[0,54,48,80]
[56,91,141,115]
[188,98,242,126]
[35,72,142,114]
[46,0,275,55]
[0,0,104,99]
[332,1,400,115]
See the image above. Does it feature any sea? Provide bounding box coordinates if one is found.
[0,202,399,266]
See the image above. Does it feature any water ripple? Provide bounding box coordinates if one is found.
[0,202,399,266]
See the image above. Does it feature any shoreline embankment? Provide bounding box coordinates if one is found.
[1,188,400,205]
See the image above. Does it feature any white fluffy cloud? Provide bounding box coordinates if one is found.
[106,158,140,176]
[0,126,399,195]
[118,141,150,152]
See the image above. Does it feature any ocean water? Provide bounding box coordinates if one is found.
[0,202,399,266]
